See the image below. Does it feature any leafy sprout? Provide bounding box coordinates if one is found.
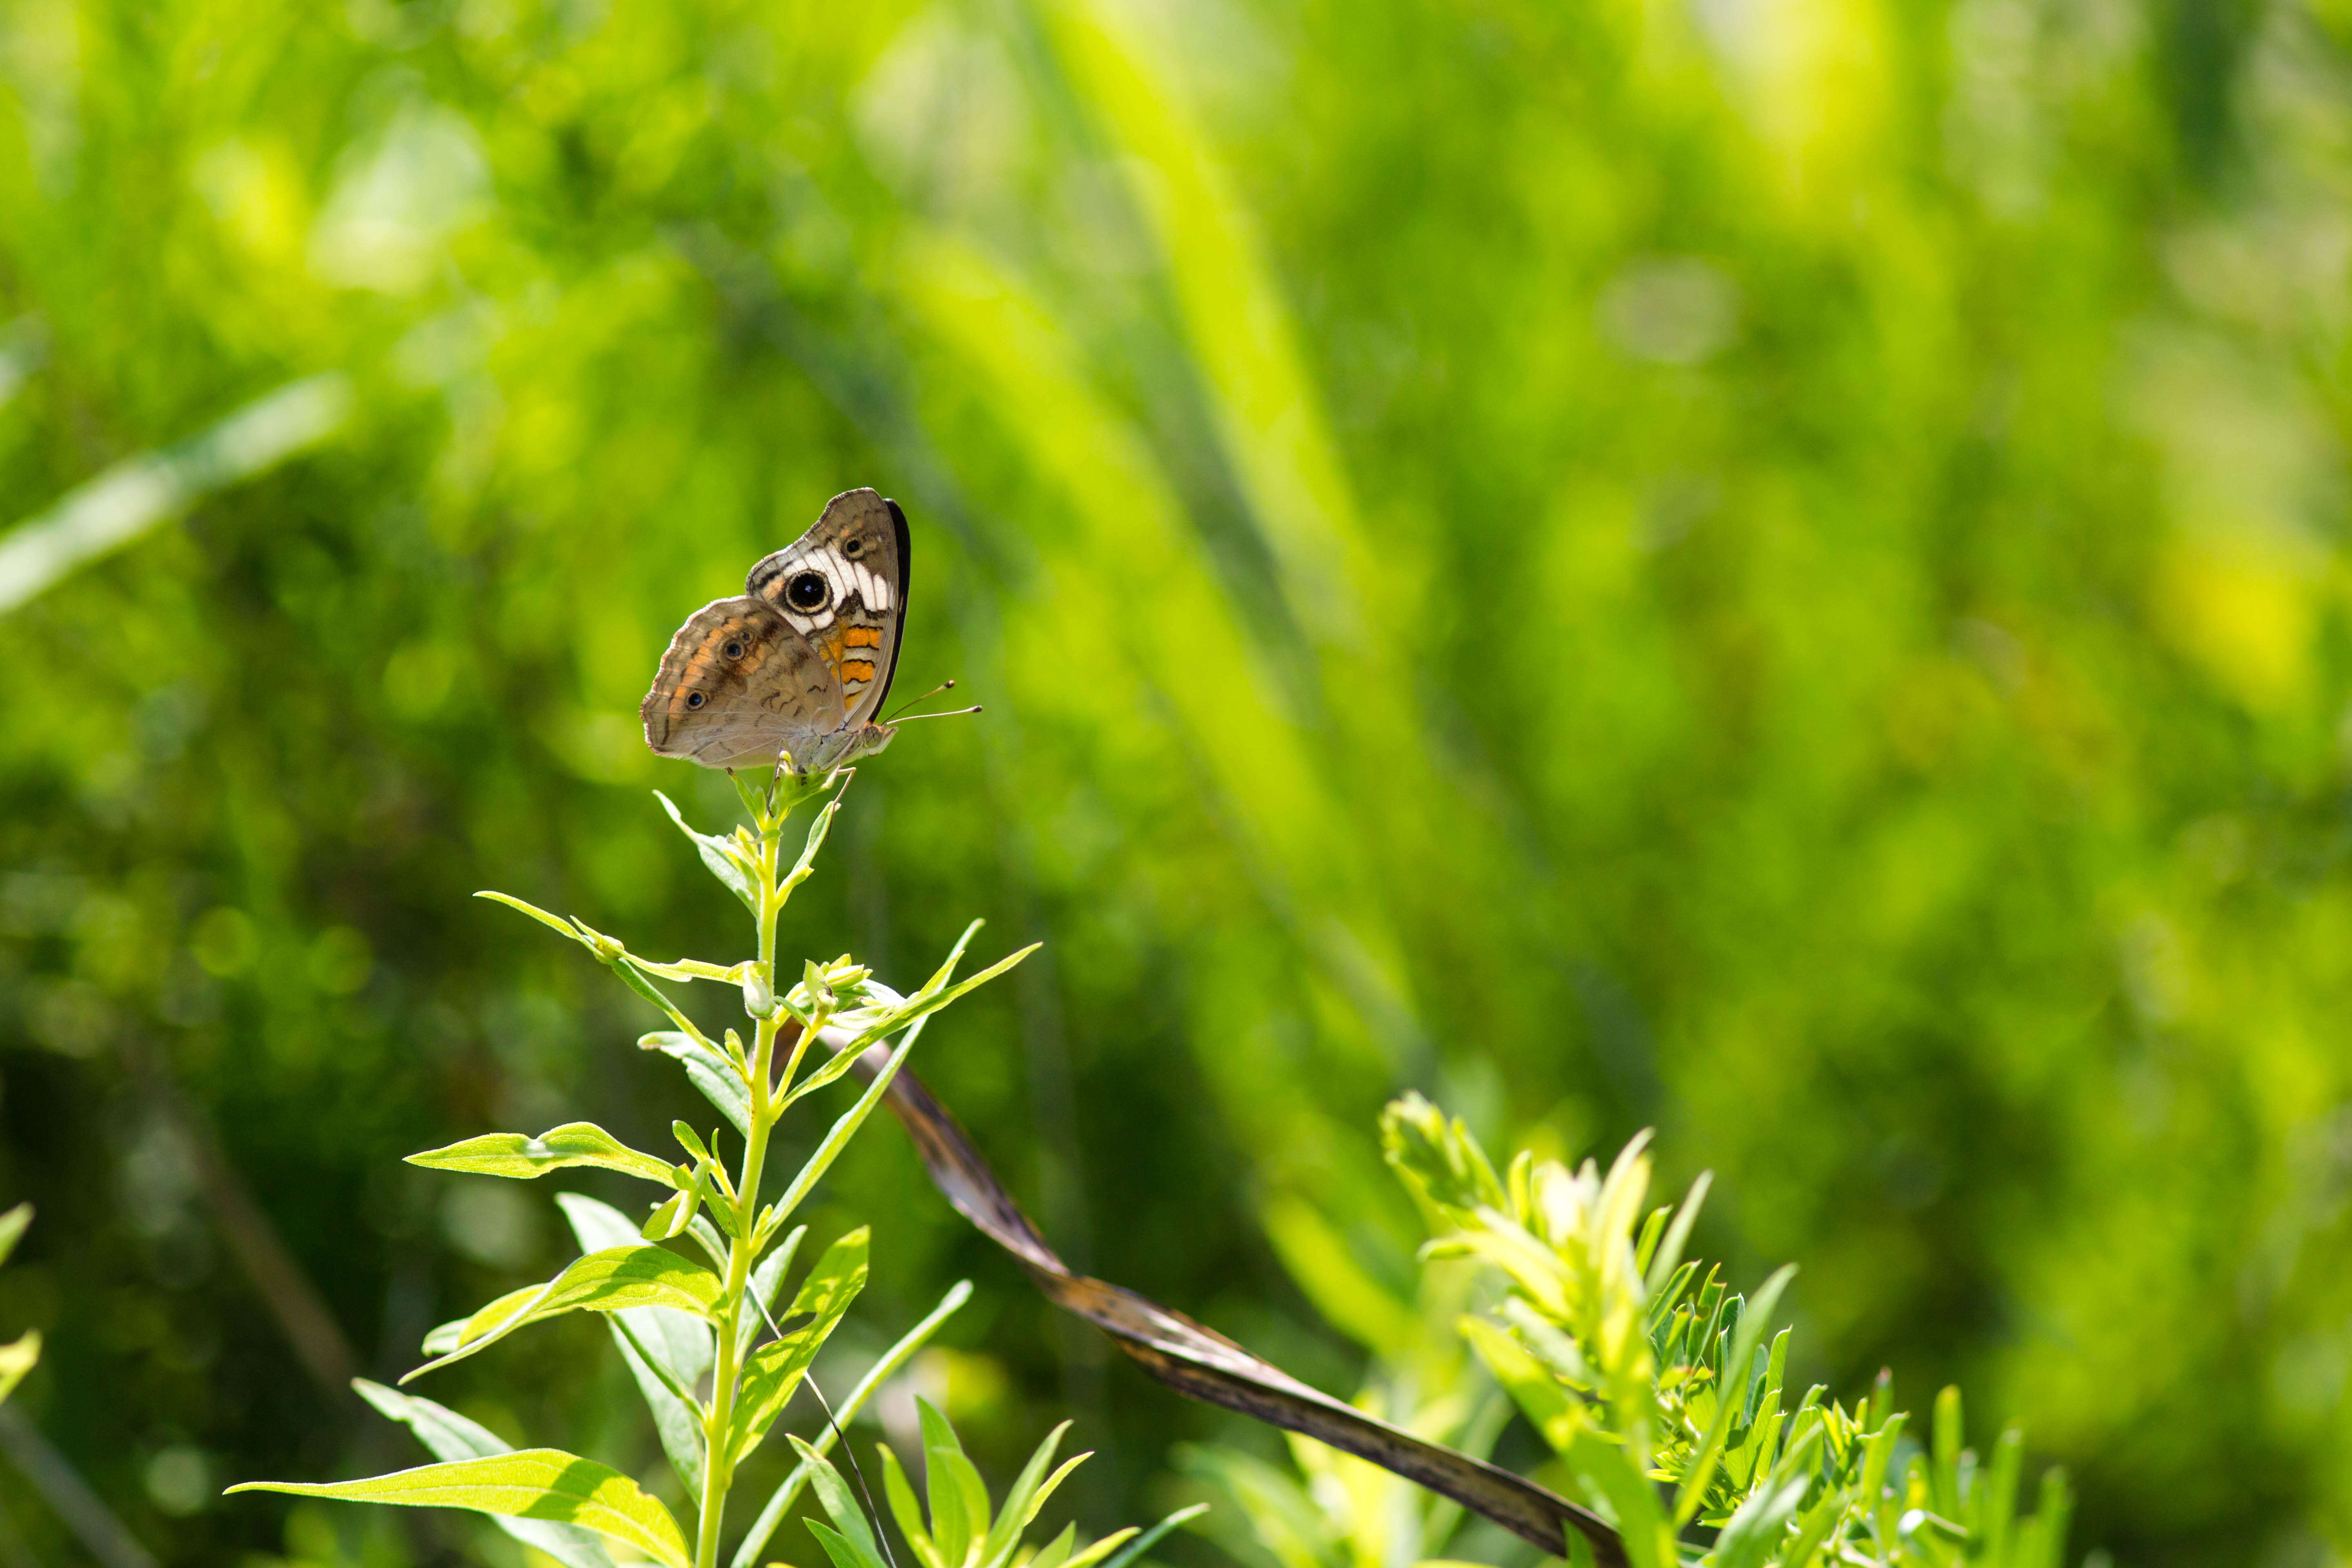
[228,765,1044,1568]
[1381,1094,2073,1568]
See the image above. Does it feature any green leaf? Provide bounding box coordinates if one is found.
[1978,1425,2025,1563]
[1780,1487,1849,1568]
[422,1284,538,1356]
[788,1437,884,1565]
[786,941,1038,1112]
[0,1203,31,1270]
[1095,1503,1209,1568]
[1931,1385,1964,1520]
[771,1025,927,1223]
[475,891,588,944]
[881,1444,944,1568]
[918,1398,983,1566]
[1259,1197,1418,1358]
[1459,1316,1583,1454]
[609,1316,705,1497]
[0,1331,38,1406]
[553,1194,711,1495]
[730,1280,974,1568]
[1712,1473,1809,1568]
[227,1449,692,1568]
[1380,1093,1507,1217]
[671,1122,714,1165]
[406,1123,678,1187]
[403,1244,722,1382]
[1641,1172,1711,1301]
[978,1420,1072,1568]
[1564,1428,1675,1568]
[641,1031,752,1138]
[806,1519,891,1568]
[779,798,842,900]
[655,790,757,913]
[736,1224,807,1361]
[933,1446,993,1564]
[727,1227,870,1460]
[352,1380,620,1568]
[641,1188,695,1242]
[1673,1265,1795,1528]
[1175,1447,1325,1568]
[1029,1523,1077,1568]
[1058,1529,1143,1568]
[555,1194,714,1389]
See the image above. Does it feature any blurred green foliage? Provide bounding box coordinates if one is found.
[0,0,2348,1562]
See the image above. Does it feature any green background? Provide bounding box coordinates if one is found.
[0,0,2348,1561]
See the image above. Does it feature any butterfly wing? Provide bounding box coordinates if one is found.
[640,596,846,770]
[744,488,910,729]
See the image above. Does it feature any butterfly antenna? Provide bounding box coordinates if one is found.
[885,679,980,724]
[808,1376,900,1568]
[892,704,982,723]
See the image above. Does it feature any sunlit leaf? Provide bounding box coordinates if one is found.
[405,1123,678,1186]
[227,1449,692,1568]
[727,1227,869,1461]
[403,1244,721,1382]
[352,1380,621,1568]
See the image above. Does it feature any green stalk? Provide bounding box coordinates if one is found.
[696,798,786,1568]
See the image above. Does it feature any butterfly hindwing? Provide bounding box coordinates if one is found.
[640,596,844,770]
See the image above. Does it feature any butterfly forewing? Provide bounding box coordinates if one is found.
[641,488,913,773]
[744,489,907,728]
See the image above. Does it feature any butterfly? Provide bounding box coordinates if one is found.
[641,488,911,773]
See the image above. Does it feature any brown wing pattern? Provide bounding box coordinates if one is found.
[639,596,844,770]
[744,488,909,727]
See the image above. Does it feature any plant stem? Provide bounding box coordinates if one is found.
[695,802,787,1568]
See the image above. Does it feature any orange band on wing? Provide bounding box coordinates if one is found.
[843,626,883,648]
[839,659,877,683]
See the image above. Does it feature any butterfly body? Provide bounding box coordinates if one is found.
[641,488,911,773]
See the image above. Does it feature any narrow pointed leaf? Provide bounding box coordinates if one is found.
[655,790,757,913]
[731,1281,974,1568]
[1029,1523,1077,1568]
[423,1284,539,1356]
[1642,1172,1711,1300]
[980,1421,1071,1568]
[608,1316,706,1497]
[475,891,588,943]
[881,1445,944,1568]
[0,1204,30,1270]
[787,1437,883,1562]
[640,1031,751,1137]
[927,1443,971,1568]
[807,1519,892,1568]
[555,1194,714,1395]
[0,1331,37,1406]
[934,1447,991,1561]
[1058,1526,1142,1568]
[780,799,842,897]
[1673,1265,1795,1528]
[403,1245,722,1382]
[728,1228,869,1460]
[737,1224,808,1361]
[227,1449,691,1568]
[352,1380,620,1568]
[407,1124,678,1186]
[1096,1505,1209,1568]
[1712,1474,1810,1568]
[771,1028,928,1222]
